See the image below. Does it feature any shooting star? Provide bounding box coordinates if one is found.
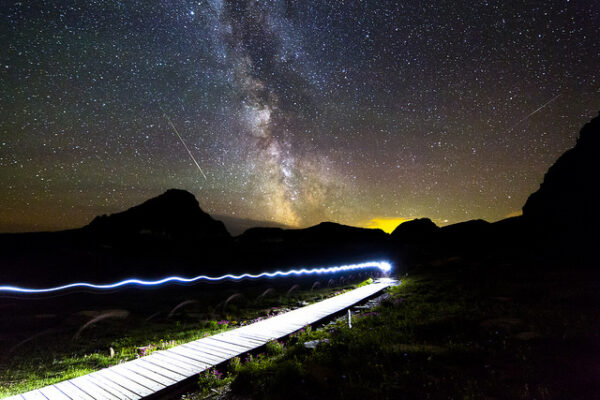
[161,107,207,180]
[508,93,561,132]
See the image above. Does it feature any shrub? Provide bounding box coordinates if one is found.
[204,320,219,330]
[197,368,229,397]
[228,356,241,374]
[265,340,284,356]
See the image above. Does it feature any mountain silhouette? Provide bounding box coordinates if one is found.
[85,189,230,241]
[234,222,391,272]
[239,221,386,244]
[0,190,234,285]
[523,111,600,244]
[391,218,439,242]
[2,112,599,285]
[213,215,290,236]
[388,112,600,265]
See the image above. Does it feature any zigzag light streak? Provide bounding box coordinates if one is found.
[0,261,392,294]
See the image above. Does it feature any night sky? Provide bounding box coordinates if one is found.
[1,0,599,234]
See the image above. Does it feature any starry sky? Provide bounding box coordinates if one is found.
[1,0,599,234]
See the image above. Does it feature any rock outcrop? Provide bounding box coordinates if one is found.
[522,112,600,245]
[85,189,230,240]
[391,218,439,242]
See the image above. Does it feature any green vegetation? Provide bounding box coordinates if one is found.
[355,277,373,287]
[8,262,598,399]
[0,280,366,398]
[197,367,232,397]
[265,339,285,356]
[187,262,600,399]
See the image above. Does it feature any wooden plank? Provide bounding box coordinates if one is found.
[3,395,26,400]
[184,342,239,361]
[220,332,266,346]
[38,386,69,400]
[37,386,69,400]
[147,352,200,375]
[184,343,232,362]
[121,362,177,387]
[157,349,210,370]
[94,368,154,398]
[252,320,303,333]
[213,332,262,346]
[168,345,226,364]
[53,381,95,400]
[228,333,274,346]
[200,337,253,352]
[231,331,276,342]
[188,339,241,357]
[313,310,334,318]
[140,356,195,378]
[230,328,275,340]
[86,373,140,400]
[207,336,257,351]
[108,365,166,392]
[249,328,288,338]
[134,358,187,382]
[263,319,304,330]
[180,342,232,361]
[21,392,48,400]
[69,376,121,400]
[248,327,294,338]
[149,352,204,375]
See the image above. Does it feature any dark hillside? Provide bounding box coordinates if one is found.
[522,112,600,264]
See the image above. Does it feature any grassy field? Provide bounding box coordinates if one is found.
[184,260,600,399]
[0,275,372,398]
[4,258,599,399]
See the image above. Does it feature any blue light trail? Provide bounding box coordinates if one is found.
[0,261,392,294]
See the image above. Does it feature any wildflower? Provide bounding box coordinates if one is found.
[136,344,156,358]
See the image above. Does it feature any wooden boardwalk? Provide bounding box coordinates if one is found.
[7,279,395,400]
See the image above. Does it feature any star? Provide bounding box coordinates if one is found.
[0,0,598,233]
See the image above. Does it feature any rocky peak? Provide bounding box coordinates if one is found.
[522,112,600,238]
[86,189,230,239]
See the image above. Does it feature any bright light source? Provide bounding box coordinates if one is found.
[378,261,392,272]
[0,260,393,294]
[375,277,396,284]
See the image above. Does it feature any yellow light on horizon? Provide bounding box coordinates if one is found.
[505,210,523,218]
[364,217,414,234]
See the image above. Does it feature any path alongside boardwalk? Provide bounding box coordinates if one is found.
[8,279,397,400]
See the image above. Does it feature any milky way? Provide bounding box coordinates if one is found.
[1,0,599,233]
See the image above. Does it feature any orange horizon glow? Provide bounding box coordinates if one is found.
[363,217,415,233]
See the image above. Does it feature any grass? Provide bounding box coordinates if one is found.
[6,259,599,399]
[184,261,600,399]
[0,277,369,398]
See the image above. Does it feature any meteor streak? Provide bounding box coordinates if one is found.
[161,107,207,180]
[0,261,392,294]
[508,94,561,131]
